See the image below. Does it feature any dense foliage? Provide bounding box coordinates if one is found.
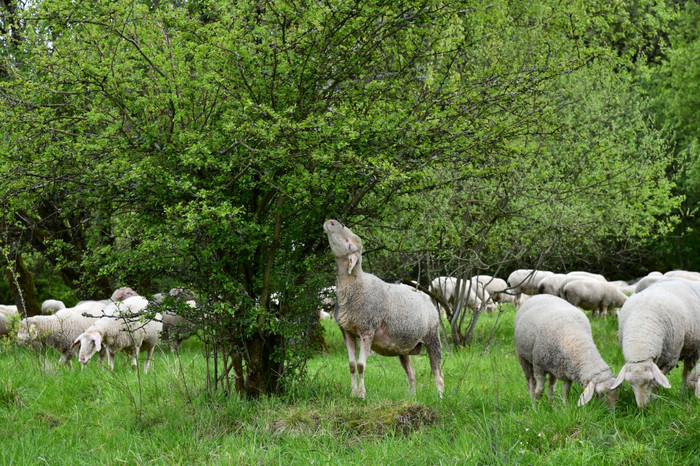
[0,0,695,395]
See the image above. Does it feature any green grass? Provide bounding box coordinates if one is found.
[1,307,700,465]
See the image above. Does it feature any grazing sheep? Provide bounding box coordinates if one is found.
[611,279,700,407]
[561,279,628,318]
[537,274,568,297]
[507,269,553,307]
[567,271,607,282]
[153,289,197,352]
[0,304,18,318]
[473,275,515,305]
[664,270,700,281]
[469,277,498,313]
[16,301,110,368]
[110,286,139,302]
[430,276,492,318]
[0,313,10,338]
[41,299,66,314]
[324,219,443,398]
[71,296,162,373]
[514,294,618,406]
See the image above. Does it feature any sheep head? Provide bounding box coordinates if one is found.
[324,219,362,275]
[577,377,619,407]
[611,360,671,408]
[72,331,103,366]
[111,286,139,302]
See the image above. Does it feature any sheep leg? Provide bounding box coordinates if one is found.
[106,350,115,371]
[342,331,359,397]
[131,346,140,370]
[683,358,699,390]
[518,356,536,400]
[561,379,572,401]
[547,373,557,398]
[143,346,156,374]
[399,355,416,396]
[355,334,373,399]
[425,335,444,398]
[533,367,546,400]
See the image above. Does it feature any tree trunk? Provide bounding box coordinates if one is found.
[5,252,41,317]
[243,331,284,398]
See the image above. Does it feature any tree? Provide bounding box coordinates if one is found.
[0,0,682,391]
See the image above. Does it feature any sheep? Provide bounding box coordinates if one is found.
[611,279,700,407]
[473,275,516,305]
[0,304,18,318]
[0,313,10,338]
[324,219,443,399]
[430,276,493,318]
[71,296,162,373]
[41,299,66,314]
[567,271,607,282]
[514,294,618,406]
[469,277,498,313]
[16,301,110,368]
[664,270,700,281]
[537,274,568,297]
[153,289,197,352]
[507,269,553,307]
[110,286,139,302]
[561,279,628,318]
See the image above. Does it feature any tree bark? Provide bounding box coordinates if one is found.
[5,252,41,317]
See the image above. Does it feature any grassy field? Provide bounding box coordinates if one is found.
[1,306,700,465]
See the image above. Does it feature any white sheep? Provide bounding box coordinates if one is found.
[16,301,110,368]
[514,294,618,406]
[41,299,66,314]
[0,304,18,318]
[507,269,553,307]
[430,276,492,319]
[0,313,10,338]
[664,270,700,281]
[473,275,515,305]
[561,279,628,318]
[110,286,139,302]
[537,273,568,296]
[566,271,607,282]
[324,219,443,399]
[71,296,162,373]
[611,279,700,407]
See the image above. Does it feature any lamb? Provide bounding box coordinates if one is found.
[71,296,162,373]
[611,279,700,407]
[507,269,553,307]
[41,299,66,314]
[324,219,443,398]
[16,301,110,367]
[561,279,628,318]
[514,294,618,406]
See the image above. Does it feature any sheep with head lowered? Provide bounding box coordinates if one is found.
[324,219,443,399]
[507,269,553,307]
[71,296,162,373]
[515,294,618,406]
[16,300,110,367]
[430,276,495,318]
[561,279,628,318]
[611,278,700,408]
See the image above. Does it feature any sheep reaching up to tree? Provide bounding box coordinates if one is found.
[324,219,444,399]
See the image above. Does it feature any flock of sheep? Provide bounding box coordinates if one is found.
[323,218,700,408]
[1,219,698,411]
[0,287,194,372]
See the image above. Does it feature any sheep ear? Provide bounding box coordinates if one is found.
[93,334,103,352]
[610,365,627,390]
[348,253,359,274]
[577,381,596,406]
[71,337,81,350]
[651,363,671,388]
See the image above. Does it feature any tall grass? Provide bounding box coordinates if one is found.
[1,306,699,465]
